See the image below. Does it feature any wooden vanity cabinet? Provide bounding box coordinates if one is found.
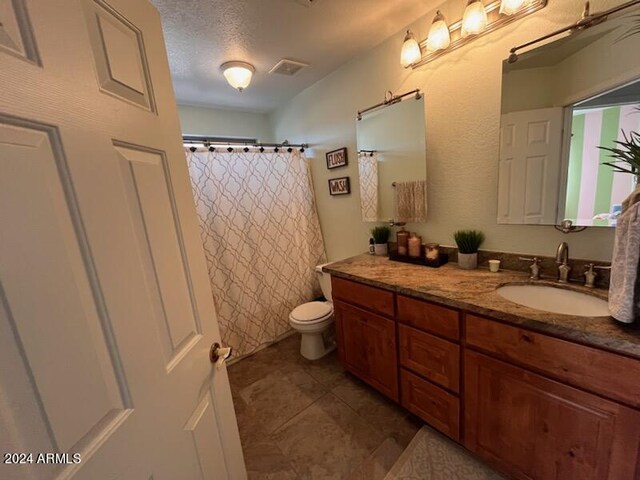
[331,275,640,479]
[464,350,640,480]
[331,277,398,401]
[333,300,398,400]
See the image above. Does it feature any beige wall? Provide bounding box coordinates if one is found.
[178,104,273,142]
[271,0,624,262]
[503,20,640,114]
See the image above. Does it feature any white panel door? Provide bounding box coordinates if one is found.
[0,1,245,479]
[498,107,564,224]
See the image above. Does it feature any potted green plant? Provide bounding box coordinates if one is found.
[453,230,485,270]
[370,225,391,256]
[599,129,640,182]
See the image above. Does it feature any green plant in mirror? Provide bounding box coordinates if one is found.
[370,225,391,244]
[453,230,485,254]
[598,130,640,175]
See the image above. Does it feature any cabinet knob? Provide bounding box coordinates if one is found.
[521,333,534,343]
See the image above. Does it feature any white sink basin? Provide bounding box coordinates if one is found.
[496,284,609,317]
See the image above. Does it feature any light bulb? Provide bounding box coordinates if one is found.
[220,61,255,92]
[426,11,451,52]
[400,30,421,67]
[461,0,488,37]
[500,0,528,15]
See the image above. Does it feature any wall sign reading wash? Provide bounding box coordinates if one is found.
[329,176,350,195]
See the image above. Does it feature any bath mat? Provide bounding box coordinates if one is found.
[384,426,505,480]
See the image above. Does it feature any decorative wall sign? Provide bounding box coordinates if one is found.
[328,176,351,196]
[326,147,348,169]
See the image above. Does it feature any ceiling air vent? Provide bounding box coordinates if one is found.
[293,0,321,7]
[269,59,309,76]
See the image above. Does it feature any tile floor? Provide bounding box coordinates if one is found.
[228,333,422,480]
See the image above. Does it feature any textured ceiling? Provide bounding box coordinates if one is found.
[151,0,433,112]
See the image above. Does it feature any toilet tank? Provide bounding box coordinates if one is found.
[315,263,332,302]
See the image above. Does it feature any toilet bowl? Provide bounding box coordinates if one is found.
[289,264,335,360]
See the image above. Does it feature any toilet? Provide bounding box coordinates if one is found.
[289,263,335,360]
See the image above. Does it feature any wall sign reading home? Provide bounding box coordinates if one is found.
[329,176,351,195]
[326,147,348,169]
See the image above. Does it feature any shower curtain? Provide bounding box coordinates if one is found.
[358,151,379,221]
[186,147,326,357]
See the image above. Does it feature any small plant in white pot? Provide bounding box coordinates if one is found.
[454,230,485,270]
[371,225,391,256]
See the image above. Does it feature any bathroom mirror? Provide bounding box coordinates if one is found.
[498,10,640,227]
[356,96,426,223]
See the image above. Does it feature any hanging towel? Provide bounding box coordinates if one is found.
[394,180,427,223]
[609,200,640,323]
[622,185,640,213]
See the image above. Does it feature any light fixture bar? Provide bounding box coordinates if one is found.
[357,89,422,120]
[412,0,548,68]
[509,0,640,62]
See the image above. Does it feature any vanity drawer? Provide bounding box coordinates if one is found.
[331,277,394,317]
[465,314,640,408]
[397,295,460,341]
[399,324,460,393]
[401,368,460,441]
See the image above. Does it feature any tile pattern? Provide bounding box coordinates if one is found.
[228,334,421,480]
[324,254,640,359]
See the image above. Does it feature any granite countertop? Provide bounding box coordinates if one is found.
[324,254,640,360]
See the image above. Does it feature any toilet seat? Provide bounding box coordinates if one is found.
[289,301,333,324]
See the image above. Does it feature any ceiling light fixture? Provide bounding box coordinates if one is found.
[400,30,422,67]
[462,0,488,37]
[220,61,255,92]
[426,11,451,52]
[499,0,529,15]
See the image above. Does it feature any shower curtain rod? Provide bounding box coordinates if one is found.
[358,149,376,156]
[183,136,309,149]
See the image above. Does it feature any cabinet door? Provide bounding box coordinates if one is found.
[465,351,640,480]
[334,301,398,401]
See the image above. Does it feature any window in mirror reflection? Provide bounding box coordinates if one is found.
[564,100,639,227]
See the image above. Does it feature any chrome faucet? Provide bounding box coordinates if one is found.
[583,263,612,288]
[519,257,541,280]
[556,242,571,283]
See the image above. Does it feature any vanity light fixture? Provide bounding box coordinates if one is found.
[220,61,255,92]
[400,30,422,67]
[426,11,451,51]
[461,0,488,37]
[499,0,529,15]
[405,0,548,68]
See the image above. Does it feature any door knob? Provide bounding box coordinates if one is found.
[210,342,232,368]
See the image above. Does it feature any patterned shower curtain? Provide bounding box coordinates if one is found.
[358,152,379,222]
[186,147,326,357]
